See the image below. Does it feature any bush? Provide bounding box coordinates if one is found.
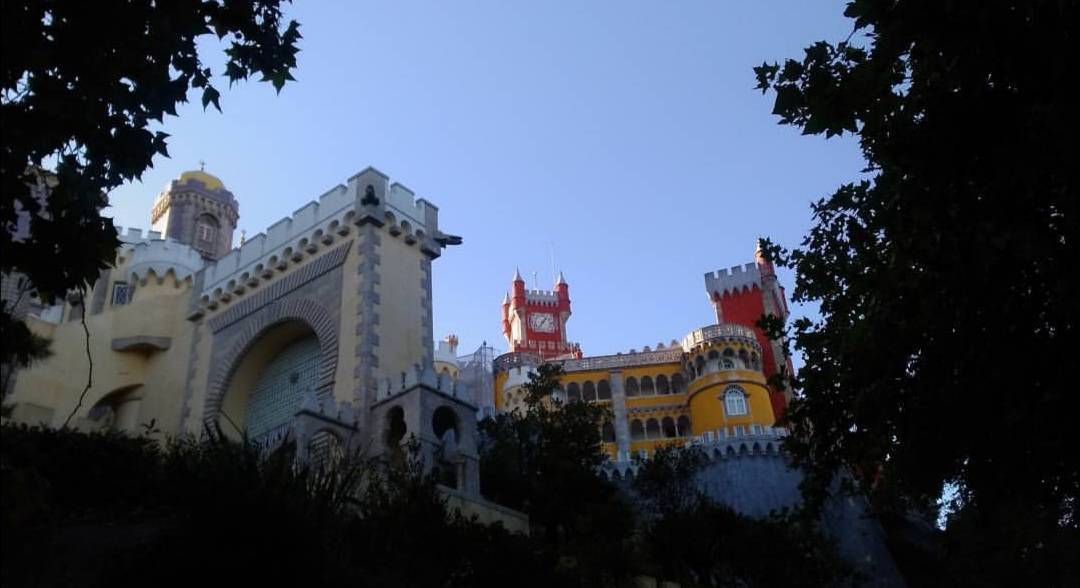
[0,424,548,587]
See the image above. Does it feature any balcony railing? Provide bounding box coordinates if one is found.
[493,351,543,373]
[681,323,759,351]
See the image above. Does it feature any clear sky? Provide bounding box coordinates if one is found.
[107,0,864,358]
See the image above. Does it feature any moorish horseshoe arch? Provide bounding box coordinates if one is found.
[202,297,339,430]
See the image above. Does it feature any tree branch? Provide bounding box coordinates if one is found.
[62,291,92,429]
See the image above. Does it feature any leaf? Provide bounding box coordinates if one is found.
[201,86,221,111]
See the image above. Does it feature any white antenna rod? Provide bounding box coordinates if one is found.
[549,242,557,285]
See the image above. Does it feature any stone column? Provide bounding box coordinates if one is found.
[609,369,630,462]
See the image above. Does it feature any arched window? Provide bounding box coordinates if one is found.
[677,415,691,437]
[707,349,720,360]
[661,416,677,438]
[671,373,685,393]
[656,374,670,395]
[195,214,219,246]
[645,418,661,439]
[630,419,645,440]
[641,375,655,396]
[567,382,581,402]
[582,381,596,402]
[695,356,706,374]
[385,406,407,446]
[597,379,611,400]
[750,352,760,370]
[739,348,750,368]
[625,376,639,397]
[723,387,748,417]
[432,406,461,489]
[601,421,616,443]
[432,406,459,442]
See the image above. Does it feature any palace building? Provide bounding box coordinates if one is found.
[1,164,916,582]
[3,166,527,530]
[492,245,794,465]
[4,167,901,575]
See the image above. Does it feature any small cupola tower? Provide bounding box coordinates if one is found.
[501,268,580,359]
[150,167,239,260]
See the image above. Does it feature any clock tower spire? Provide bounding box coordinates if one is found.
[501,269,580,359]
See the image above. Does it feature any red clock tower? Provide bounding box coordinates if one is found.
[501,269,582,360]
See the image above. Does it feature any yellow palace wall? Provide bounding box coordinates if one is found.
[490,352,777,462]
[10,271,196,436]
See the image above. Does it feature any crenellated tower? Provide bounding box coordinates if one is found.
[501,270,580,360]
[703,240,793,417]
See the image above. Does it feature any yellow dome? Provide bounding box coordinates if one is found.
[178,169,225,191]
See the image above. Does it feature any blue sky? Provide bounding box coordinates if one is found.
[107,0,864,358]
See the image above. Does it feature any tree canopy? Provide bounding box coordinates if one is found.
[478,363,637,585]
[0,0,301,368]
[755,1,1078,583]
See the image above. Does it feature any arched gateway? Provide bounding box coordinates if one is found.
[203,297,338,440]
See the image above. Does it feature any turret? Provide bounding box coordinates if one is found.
[555,271,569,302]
[754,238,788,321]
[511,267,526,302]
[754,238,776,278]
[501,292,512,340]
[150,168,239,261]
[703,241,794,417]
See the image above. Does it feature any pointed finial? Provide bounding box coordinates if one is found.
[513,267,523,282]
[502,292,510,304]
[198,159,206,172]
[755,236,769,258]
[556,271,567,285]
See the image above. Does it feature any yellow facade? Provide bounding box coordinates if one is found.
[9,252,199,434]
[2,165,535,530]
[4,167,452,445]
[493,324,778,461]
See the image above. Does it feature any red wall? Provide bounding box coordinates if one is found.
[718,286,788,418]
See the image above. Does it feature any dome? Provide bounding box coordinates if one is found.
[177,169,225,191]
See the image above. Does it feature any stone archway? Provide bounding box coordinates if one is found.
[85,384,144,433]
[203,297,338,434]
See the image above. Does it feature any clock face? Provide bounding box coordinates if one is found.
[529,312,556,333]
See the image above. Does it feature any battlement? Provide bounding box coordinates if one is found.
[350,166,440,231]
[199,167,444,299]
[115,226,164,244]
[602,426,788,479]
[510,338,578,355]
[704,262,760,297]
[127,238,205,284]
[370,365,473,407]
[434,338,461,366]
[620,340,681,355]
[523,289,560,304]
